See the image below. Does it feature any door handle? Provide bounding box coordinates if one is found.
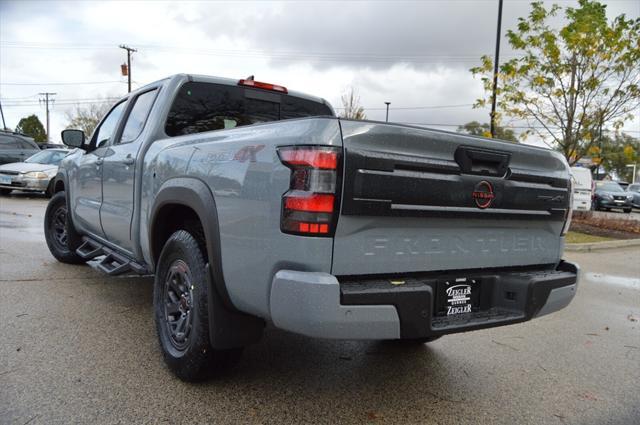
[122,156,135,165]
[96,158,104,166]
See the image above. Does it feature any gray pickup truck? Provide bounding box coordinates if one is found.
[46,74,578,381]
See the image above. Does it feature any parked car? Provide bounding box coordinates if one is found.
[40,143,67,150]
[45,74,578,381]
[627,183,640,209]
[593,181,633,212]
[0,148,70,196]
[570,166,593,211]
[0,130,41,165]
[616,181,630,190]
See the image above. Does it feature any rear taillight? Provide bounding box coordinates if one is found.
[278,146,341,236]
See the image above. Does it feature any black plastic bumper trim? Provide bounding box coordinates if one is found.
[339,261,578,339]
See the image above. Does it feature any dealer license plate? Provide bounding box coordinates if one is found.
[0,175,11,185]
[435,277,480,316]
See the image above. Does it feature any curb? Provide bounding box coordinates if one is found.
[565,238,640,252]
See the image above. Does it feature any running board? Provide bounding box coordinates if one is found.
[76,237,150,276]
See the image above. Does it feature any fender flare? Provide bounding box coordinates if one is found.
[149,177,264,348]
[149,177,233,306]
[53,172,67,193]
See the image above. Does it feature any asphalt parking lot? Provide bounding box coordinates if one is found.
[1,193,639,425]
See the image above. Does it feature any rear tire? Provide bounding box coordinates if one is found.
[0,188,11,196]
[154,229,242,382]
[623,208,632,213]
[44,191,84,264]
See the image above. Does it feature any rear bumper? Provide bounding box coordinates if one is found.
[269,261,578,340]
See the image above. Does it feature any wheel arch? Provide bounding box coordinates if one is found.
[149,177,264,349]
[53,172,67,193]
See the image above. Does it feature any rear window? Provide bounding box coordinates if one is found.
[165,81,333,137]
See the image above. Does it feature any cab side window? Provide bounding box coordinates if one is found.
[120,89,158,144]
[93,101,127,149]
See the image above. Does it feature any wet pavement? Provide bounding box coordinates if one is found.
[1,193,639,424]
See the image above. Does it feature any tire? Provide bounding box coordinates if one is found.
[154,229,242,382]
[44,191,85,264]
[624,208,632,213]
[0,188,11,196]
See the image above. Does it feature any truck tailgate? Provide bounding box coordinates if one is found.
[331,120,571,276]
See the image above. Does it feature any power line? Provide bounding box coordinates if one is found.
[0,80,124,86]
[1,100,118,107]
[0,41,521,63]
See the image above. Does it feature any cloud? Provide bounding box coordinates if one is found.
[0,0,638,144]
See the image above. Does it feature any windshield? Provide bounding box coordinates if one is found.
[24,150,67,165]
[596,181,624,192]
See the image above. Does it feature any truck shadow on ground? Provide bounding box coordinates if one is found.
[97,272,469,420]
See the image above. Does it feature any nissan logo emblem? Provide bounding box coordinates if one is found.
[472,181,495,209]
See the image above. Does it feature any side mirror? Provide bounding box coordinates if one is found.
[61,129,85,148]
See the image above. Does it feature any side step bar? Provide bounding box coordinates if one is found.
[76,238,150,276]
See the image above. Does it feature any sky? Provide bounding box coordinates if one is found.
[0,0,639,146]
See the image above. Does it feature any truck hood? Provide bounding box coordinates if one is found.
[0,162,58,174]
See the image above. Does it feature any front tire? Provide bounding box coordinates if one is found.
[0,188,11,196]
[623,208,632,213]
[154,230,242,382]
[44,191,84,264]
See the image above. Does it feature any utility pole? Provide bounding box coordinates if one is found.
[119,44,137,93]
[39,92,56,143]
[0,100,7,130]
[489,0,504,138]
[385,102,391,122]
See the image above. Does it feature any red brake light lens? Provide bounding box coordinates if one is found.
[238,79,288,94]
[284,193,335,213]
[278,146,341,237]
[279,148,338,170]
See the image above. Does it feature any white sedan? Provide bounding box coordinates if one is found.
[0,148,70,197]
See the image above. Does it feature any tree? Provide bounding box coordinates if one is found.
[65,101,114,137]
[340,87,366,120]
[457,121,518,142]
[471,0,640,165]
[595,132,639,181]
[15,114,46,143]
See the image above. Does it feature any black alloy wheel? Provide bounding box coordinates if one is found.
[163,259,195,352]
